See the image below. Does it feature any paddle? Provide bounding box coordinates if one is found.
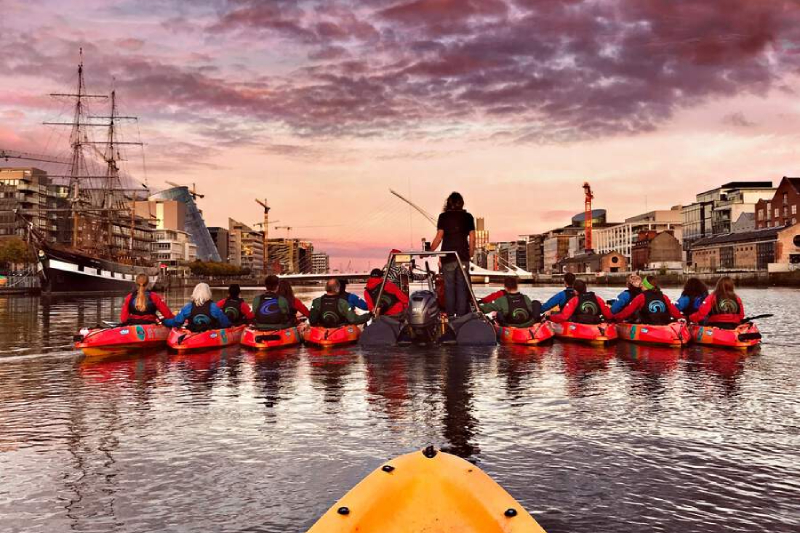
[741,314,773,323]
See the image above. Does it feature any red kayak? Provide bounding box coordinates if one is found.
[75,323,169,357]
[551,321,618,345]
[304,325,361,348]
[167,325,245,352]
[496,322,555,345]
[617,322,691,347]
[690,323,761,350]
[241,324,306,351]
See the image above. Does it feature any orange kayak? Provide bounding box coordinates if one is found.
[241,324,306,350]
[551,321,617,345]
[307,447,547,533]
[304,325,361,347]
[496,322,555,345]
[167,325,245,352]
[617,322,691,347]
[75,323,169,357]
[690,323,761,350]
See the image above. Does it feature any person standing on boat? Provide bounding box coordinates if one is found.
[610,274,643,315]
[541,272,577,313]
[163,283,231,332]
[120,273,174,325]
[548,279,613,324]
[690,276,745,328]
[310,279,372,327]
[479,277,542,327]
[252,275,295,330]
[428,192,475,317]
[364,268,409,317]
[676,278,708,317]
[613,276,683,325]
[217,284,254,325]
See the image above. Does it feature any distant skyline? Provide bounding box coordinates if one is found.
[2,0,800,269]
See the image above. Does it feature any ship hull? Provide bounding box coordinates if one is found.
[38,246,158,294]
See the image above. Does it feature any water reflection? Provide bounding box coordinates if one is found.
[441,350,479,459]
[557,342,615,398]
[250,350,300,414]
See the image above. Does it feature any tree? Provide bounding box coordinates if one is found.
[0,238,34,270]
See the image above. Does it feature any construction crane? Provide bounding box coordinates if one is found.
[583,181,594,253]
[165,181,204,199]
[255,198,270,274]
[0,148,71,165]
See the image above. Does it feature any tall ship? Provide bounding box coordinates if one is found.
[10,52,158,292]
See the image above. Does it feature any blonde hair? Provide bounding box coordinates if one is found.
[134,273,149,312]
[191,283,212,306]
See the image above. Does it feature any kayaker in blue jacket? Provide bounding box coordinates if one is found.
[541,272,576,312]
[163,283,231,332]
[610,274,643,314]
[675,277,708,317]
[339,278,369,311]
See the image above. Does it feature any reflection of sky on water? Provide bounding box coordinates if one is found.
[0,287,798,532]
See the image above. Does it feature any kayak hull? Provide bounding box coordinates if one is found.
[496,322,555,345]
[304,325,361,347]
[690,323,761,350]
[241,324,305,350]
[617,322,691,347]
[75,324,169,357]
[306,447,547,533]
[167,325,245,352]
[551,321,618,345]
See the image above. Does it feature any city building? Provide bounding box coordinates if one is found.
[521,234,545,274]
[682,181,775,263]
[543,231,578,274]
[475,217,489,249]
[311,252,330,274]
[689,225,799,272]
[732,213,756,233]
[229,218,264,276]
[148,186,221,261]
[631,231,683,271]
[755,177,800,229]
[593,208,683,264]
[267,238,313,274]
[558,251,628,274]
[134,198,186,232]
[0,167,69,242]
[208,227,230,262]
[152,228,197,273]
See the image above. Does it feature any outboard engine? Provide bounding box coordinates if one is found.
[403,290,442,344]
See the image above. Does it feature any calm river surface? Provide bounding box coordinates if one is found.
[0,286,798,533]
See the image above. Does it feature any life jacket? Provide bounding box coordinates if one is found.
[711,295,741,317]
[366,280,399,314]
[127,290,157,323]
[571,292,602,324]
[504,292,532,325]
[639,290,671,325]
[563,287,577,305]
[188,301,218,332]
[255,292,288,326]
[320,294,346,327]
[624,287,642,302]
[221,296,246,324]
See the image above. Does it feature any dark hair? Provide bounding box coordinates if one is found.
[228,283,241,298]
[265,275,279,291]
[504,277,519,291]
[644,275,660,290]
[714,276,736,302]
[277,279,295,301]
[573,279,588,294]
[443,191,464,212]
[564,272,576,286]
[681,277,708,300]
[370,268,383,278]
[339,278,348,293]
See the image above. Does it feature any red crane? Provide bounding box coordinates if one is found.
[583,182,594,253]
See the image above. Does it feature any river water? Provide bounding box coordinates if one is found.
[0,286,798,533]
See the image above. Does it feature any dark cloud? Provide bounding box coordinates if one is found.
[3,0,800,143]
[722,111,757,128]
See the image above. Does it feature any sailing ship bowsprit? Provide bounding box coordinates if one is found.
[14,53,159,292]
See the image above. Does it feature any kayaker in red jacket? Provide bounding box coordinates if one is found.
[690,276,745,327]
[120,273,174,324]
[364,269,409,317]
[217,284,254,325]
[549,279,614,324]
[614,276,683,325]
[278,278,310,320]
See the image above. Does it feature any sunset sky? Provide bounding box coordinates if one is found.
[2,0,800,269]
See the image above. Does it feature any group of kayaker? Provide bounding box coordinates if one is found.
[480,272,747,329]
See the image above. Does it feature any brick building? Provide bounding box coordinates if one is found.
[689,225,799,272]
[631,231,683,271]
[755,177,800,229]
[558,251,627,274]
